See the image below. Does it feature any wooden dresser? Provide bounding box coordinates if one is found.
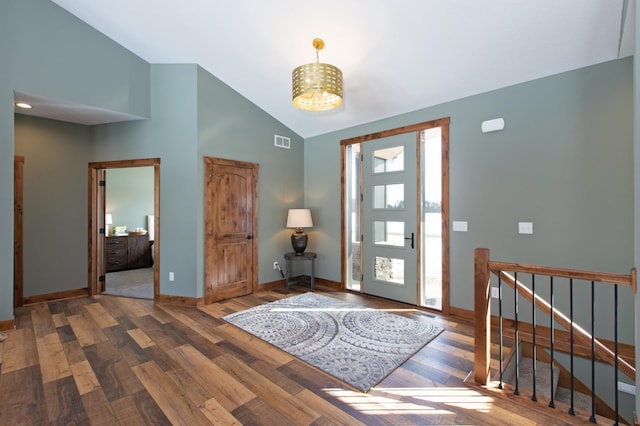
[106,234,151,272]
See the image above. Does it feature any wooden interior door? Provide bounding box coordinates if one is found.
[98,169,106,292]
[204,157,258,304]
[14,156,24,308]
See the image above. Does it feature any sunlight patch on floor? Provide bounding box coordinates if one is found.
[323,388,454,415]
[378,387,495,412]
[324,386,496,415]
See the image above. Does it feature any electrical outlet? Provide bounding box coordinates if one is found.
[273,261,279,270]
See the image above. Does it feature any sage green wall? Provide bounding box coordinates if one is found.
[305,57,633,336]
[196,66,304,295]
[0,1,11,324]
[92,65,199,297]
[105,167,154,234]
[92,64,304,299]
[14,114,92,297]
[633,5,640,416]
[0,0,304,309]
[0,94,14,321]
[0,0,149,322]
[4,1,149,117]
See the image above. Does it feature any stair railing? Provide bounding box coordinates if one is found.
[474,247,636,424]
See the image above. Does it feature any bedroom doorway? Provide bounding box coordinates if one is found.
[341,118,450,312]
[88,158,160,300]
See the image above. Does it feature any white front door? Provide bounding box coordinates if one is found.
[361,133,418,304]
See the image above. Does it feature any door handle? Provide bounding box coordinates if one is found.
[404,232,414,249]
[246,235,253,240]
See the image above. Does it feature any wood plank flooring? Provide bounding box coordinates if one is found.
[0,288,594,425]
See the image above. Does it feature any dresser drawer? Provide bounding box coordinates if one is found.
[106,237,126,248]
[106,236,128,271]
[106,256,127,271]
[106,246,126,256]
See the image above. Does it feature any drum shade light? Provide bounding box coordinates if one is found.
[292,38,343,111]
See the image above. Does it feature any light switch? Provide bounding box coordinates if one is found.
[452,221,468,232]
[491,287,500,299]
[518,222,533,234]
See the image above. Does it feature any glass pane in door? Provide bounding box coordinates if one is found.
[373,256,404,284]
[373,184,404,209]
[373,146,404,173]
[373,221,404,246]
[345,144,361,291]
[421,127,443,310]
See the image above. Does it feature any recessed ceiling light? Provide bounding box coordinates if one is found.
[15,102,32,109]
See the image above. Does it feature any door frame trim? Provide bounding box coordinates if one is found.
[88,158,160,300]
[340,117,451,312]
[204,156,259,304]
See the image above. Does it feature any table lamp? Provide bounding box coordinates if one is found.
[105,213,113,236]
[287,209,313,255]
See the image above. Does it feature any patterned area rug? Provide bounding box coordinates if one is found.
[223,292,444,392]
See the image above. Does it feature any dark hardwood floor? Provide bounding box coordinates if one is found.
[0,287,594,425]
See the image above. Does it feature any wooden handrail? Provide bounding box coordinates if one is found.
[473,247,636,386]
[488,261,636,291]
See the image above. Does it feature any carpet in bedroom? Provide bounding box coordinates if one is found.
[104,267,153,300]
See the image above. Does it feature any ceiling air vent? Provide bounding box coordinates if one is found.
[274,135,291,149]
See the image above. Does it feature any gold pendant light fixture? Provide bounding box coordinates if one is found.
[292,38,343,111]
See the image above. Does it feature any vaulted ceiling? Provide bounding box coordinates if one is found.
[32,1,636,138]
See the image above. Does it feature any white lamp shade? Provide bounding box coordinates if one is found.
[105,214,113,225]
[287,209,313,228]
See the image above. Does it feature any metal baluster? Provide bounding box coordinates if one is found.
[569,278,575,416]
[614,283,619,426]
[514,271,519,396]
[590,280,596,423]
[549,276,555,408]
[531,274,537,402]
[499,273,504,389]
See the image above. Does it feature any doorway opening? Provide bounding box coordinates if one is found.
[88,159,160,300]
[341,118,450,311]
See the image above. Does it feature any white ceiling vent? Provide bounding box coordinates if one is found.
[274,135,291,149]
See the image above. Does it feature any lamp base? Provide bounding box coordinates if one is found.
[291,229,308,255]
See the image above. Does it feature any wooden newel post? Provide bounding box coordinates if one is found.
[474,248,491,385]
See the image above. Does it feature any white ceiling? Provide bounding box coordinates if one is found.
[18,1,635,138]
